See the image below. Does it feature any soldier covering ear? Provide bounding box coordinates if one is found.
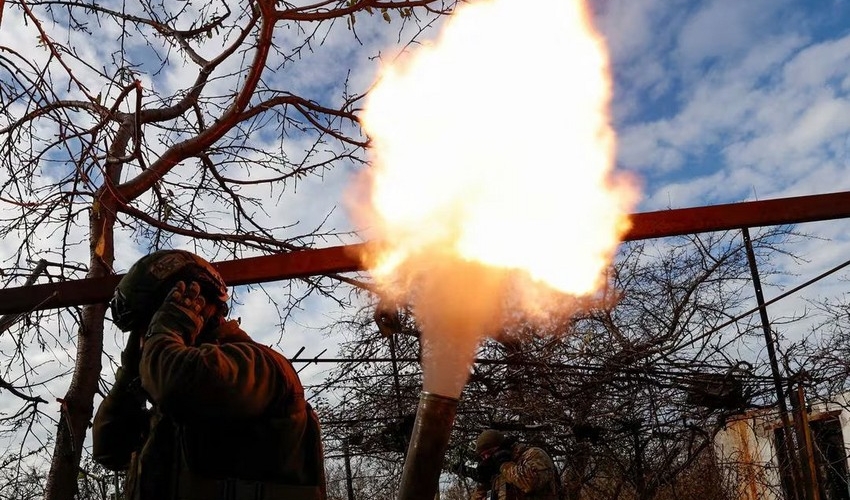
[94,249,327,500]
[472,429,560,500]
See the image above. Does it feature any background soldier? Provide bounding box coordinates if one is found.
[93,249,326,500]
[472,429,560,500]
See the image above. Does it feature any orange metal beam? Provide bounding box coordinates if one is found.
[624,190,850,240]
[1,190,850,315]
[0,243,368,317]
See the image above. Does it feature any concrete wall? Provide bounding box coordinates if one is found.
[714,393,850,500]
[715,410,784,500]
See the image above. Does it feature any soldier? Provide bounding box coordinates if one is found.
[93,249,326,500]
[472,429,560,500]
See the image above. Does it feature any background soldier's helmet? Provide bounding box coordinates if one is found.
[109,249,229,332]
[475,429,506,455]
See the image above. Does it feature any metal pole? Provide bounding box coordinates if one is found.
[344,438,355,500]
[790,376,820,500]
[742,227,802,500]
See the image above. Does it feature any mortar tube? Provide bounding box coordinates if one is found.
[398,391,459,500]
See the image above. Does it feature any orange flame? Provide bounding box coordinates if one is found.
[349,0,639,397]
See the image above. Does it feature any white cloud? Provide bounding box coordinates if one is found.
[674,0,792,67]
[782,35,850,89]
[595,0,681,63]
[612,6,850,208]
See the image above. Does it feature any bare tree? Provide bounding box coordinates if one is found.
[0,462,44,500]
[0,1,458,498]
[793,287,850,395]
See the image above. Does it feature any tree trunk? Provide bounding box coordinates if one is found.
[45,194,116,500]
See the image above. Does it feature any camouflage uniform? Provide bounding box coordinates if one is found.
[472,444,560,500]
[93,262,325,500]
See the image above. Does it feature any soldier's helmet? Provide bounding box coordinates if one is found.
[475,429,506,456]
[109,250,229,332]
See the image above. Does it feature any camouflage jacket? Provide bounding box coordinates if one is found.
[93,305,326,500]
[472,444,560,500]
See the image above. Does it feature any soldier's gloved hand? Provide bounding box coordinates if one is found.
[148,281,207,344]
[119,329,143,378]
[475,461,494,484]
[168,281,206,314]
[491,449,512,467]
[476,458,499,484]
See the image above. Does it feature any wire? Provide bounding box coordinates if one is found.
[651,254,850,360]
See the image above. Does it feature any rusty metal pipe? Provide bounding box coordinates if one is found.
[5,190,850,315]
[398,391,459,500]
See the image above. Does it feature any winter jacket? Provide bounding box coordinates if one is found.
[93,306,326,500]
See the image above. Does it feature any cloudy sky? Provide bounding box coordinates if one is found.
[3,0,850,465]
[595,0,850,325]
[602,0,850,207]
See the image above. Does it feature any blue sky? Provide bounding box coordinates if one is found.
[597,0,850,210]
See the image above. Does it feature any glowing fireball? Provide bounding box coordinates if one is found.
[349,0,639,397]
